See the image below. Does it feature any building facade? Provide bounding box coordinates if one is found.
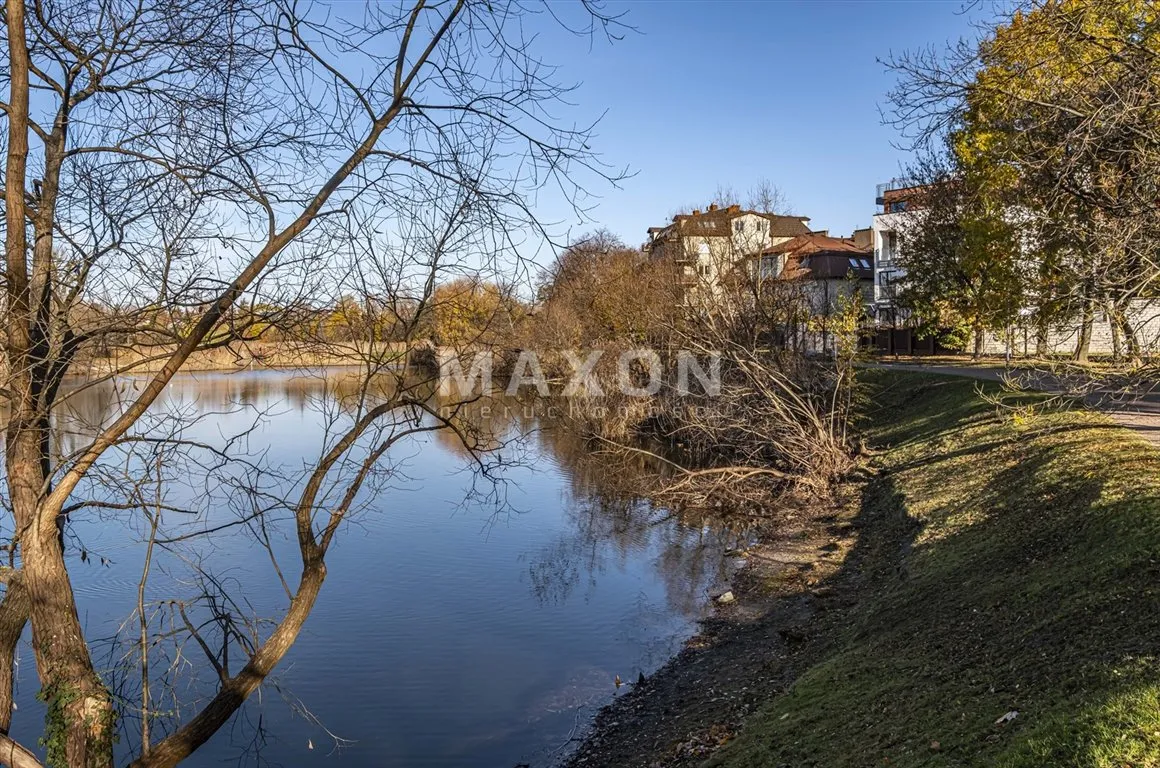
[870,180,923,326]
[644,204,812,301]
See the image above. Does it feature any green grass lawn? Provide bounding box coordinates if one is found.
[709,370,1160,768]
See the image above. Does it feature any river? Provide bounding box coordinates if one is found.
[7,369,748,767]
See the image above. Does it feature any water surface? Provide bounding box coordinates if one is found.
[11,369,746,766]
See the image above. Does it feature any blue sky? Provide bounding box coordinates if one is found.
[538,0,986,247]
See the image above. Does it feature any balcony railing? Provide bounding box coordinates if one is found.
[875,178,920,206]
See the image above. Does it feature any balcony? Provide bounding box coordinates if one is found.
[875,178,919,207]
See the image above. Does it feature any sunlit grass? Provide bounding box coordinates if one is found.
[709,370,1160,767]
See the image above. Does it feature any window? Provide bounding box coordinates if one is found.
[698,263,712,277]
[759,255,779,279]
[860,258,871,269]
[848,257,860,269]
[734,220,745,233]
[889,201,908,213]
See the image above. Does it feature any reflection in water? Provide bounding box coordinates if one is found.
[9,370,747,767]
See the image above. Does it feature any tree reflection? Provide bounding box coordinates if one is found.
[526,416,754,620]
[48,376,751,626]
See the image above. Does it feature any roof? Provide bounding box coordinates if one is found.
[797,251,874,280]
[651,204,811,241]
[763,234,873,281]
[761,233,869,257]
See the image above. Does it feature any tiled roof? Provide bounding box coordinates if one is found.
[766,234,874,281]
[762,233,869,257]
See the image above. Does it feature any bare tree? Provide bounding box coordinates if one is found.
[674,179,794,219]
[745,178,793,216]
[532,216,857,514]
[0,0,624,765]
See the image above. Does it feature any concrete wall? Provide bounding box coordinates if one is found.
[982,299,1160,356]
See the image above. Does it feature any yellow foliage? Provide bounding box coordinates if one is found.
[429,278,522,349]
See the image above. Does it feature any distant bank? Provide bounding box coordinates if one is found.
[66,341,409,376]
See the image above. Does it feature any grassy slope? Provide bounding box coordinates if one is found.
[710,370,1160,767]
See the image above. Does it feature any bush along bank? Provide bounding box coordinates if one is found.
[570,369,1160,768]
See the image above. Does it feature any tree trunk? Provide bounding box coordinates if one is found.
[129,563,328,768]
[1109,302,1122,362]
[1074,298,1093,363]
[0,578,30,735]
[1114,297,1141,366]
[23,521,115,768]
[972,322,984,360]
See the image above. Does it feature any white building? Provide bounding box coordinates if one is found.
[644,204,812,301]
[870,180,922,326]
[869,179,1160,356]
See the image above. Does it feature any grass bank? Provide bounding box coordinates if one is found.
[709,369,1160,767]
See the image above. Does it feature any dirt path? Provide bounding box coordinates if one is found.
[870,362,1160,446]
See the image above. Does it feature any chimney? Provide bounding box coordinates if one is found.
[708,203,718,212]
[692,209,701,216]
[727,204,740,214]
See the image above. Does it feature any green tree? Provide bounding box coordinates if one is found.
[895,161,1025,358]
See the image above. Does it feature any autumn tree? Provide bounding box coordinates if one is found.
[428,278,524,349]
[528,222,857,509]
[887,0,1160,361]
[892,158,1026,358]
[534,231,680,352]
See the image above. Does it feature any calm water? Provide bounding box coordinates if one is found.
[8,370,747,767]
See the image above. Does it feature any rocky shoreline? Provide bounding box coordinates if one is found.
[562,484,865,768]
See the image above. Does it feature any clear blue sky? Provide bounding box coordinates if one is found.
[539,0,985,247]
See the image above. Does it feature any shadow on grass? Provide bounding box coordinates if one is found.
[710,370,1160,768]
